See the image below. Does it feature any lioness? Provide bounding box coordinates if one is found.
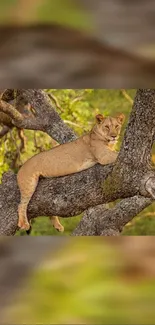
[17,113,125,232]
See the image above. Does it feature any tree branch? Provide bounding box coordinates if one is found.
[0,125,10,138]
[0,91,34,130]
[48,93,64,112]
[16,89,77,143]
[72,196,153,236]
[63,120,83,129]
[121,89,133,105]
[0,164,113,235]
[0,99,23,122]
[1,25,155,88]
[0,89,77,143]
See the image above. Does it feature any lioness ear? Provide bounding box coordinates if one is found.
[116,113,125,124]
[96,114,104,124]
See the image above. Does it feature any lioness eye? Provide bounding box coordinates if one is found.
[115,125,119,129]
[105,125,109,129]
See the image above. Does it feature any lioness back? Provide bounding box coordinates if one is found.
[17,134,95,181]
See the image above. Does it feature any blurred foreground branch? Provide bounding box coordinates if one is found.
[0,25,155,87]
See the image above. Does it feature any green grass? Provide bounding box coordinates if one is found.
[16,213,155,237]
[16,215,82,236]
[122,215,155,236]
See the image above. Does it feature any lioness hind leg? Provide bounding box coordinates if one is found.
[50,216,64,232]
[17,176,39,231]
[18,197,31,230]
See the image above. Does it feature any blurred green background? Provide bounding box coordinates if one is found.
[0,0,92,31]
[0,89,155,236]
[3,238,155,324]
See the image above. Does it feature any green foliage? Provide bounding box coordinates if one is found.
[46,89,135,137]
[0,0,92,30]
[122,203,155,235]
[0,128,18,178]
[37,0,92,30]
[0,89,154,236]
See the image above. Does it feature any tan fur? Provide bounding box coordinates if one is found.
[17,113,125,231]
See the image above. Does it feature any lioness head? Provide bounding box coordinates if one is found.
[94,113,125,145]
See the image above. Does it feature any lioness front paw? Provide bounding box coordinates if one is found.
[50,216,64,232]
[54,224,64,232]
[18,220,30,231]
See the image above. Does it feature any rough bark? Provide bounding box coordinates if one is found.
[72,196,153,236]
[0,25,155,88]
[0,89,155,236]
[17,89,77,142]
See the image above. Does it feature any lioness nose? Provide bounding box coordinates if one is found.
[111,135,116,139]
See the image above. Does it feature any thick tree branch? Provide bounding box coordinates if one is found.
[0,165,112,235]
[16,89,77,143]
[72,196,153,236]
[0,89,77,143]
